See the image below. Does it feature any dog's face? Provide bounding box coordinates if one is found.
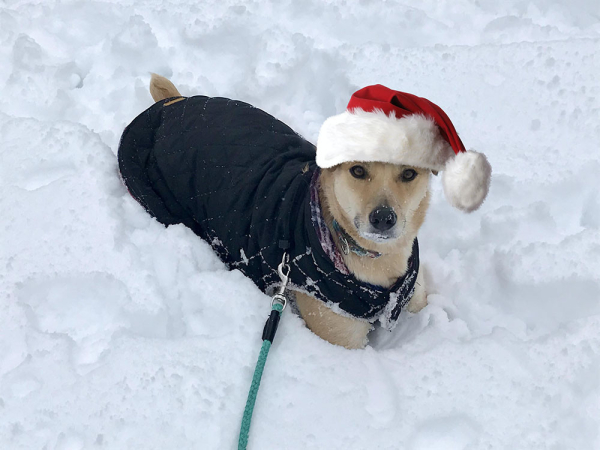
[321,161,431,250]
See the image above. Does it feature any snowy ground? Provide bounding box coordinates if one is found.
[1,0,599,448]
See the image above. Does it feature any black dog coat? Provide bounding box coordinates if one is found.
[118,95,419,329]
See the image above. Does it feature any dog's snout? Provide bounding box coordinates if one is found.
[369,206,397,232]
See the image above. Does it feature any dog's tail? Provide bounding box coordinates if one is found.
[149,73,181,102]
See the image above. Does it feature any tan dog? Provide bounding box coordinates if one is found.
[294,162,430,348]
[149,74,430,349]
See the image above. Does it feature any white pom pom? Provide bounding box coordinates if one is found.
[441,150,492,212]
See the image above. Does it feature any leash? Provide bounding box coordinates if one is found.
[238,253,290,450]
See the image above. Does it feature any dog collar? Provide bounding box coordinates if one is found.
[331,219,382,259]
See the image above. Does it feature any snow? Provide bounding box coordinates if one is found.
[1,0,599,448]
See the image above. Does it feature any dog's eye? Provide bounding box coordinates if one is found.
[350,165,367,179]
[401,168,417,182]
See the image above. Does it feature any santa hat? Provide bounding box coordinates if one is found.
[316,85,492,212]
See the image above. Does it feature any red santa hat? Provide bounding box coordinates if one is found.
[316,85,492,212]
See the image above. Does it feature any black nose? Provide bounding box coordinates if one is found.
[369,206,397,232]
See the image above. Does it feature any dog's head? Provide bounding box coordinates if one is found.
[320,161,432,251]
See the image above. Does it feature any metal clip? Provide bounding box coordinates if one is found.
[272,252,290,310]
[339,235,350,255]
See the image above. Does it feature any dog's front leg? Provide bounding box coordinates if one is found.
[406,268,428,313]
[294,291,372,349]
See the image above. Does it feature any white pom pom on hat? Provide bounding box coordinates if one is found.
[442,150,492,212]
[316,85,492,212]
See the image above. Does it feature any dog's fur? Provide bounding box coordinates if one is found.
[149,74,430,349]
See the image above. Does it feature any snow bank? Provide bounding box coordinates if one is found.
[1,0,599,448]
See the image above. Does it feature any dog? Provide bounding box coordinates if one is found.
[118,75,491,349]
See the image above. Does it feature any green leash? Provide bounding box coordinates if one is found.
[238,254,290,450]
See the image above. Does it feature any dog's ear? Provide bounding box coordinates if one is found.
[431,170,439,176]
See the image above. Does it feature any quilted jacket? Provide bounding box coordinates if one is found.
[117,95,418,328]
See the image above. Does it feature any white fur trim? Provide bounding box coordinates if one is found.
[441,150,491,212]
[316,109,454,170]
